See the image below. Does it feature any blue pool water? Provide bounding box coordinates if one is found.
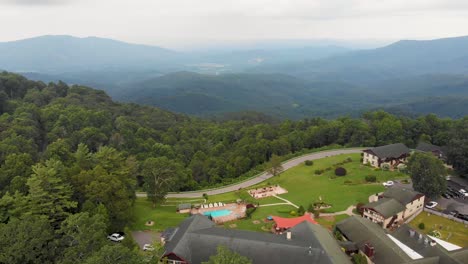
[203,209,232,218]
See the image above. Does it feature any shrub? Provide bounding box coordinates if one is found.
[360,158,364,163]
[429,230,441,238]
[290,210,297,216]
[397,164,407,173]
[324,167,332,171]
[203,193,208,200]
[246,207,256,218]
[313,209,320,218]
[307,203,314,213]
[346,157,353,162]
[335,167,347,176]
[298,205,305,216]
[314,169,323,175]
[352,253,367,264]
[334,230,343,241]
[418,222,425,230]
[381,163,391,171]
[356,202,365,214]
[344,180,353,184]
[305,160,313,166]
[365,175,377,183]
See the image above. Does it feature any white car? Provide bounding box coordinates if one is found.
[459,189,468,197]
[383,181,394,187]
[425,201,438,209]
[107,233,124,242]
[143,244,154,251]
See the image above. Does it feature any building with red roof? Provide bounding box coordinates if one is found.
[272,213,318,233]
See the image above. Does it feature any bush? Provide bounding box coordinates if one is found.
[335,167,347,176]
[314,169,323,175]
[246,207,256,218]
[344,180,353,184]
[313,209,320,219]
[305,160,313,166]
[307,203,314,213]
[334,230,343,241]
[298,205,305,216]
[365,175,377,182]
[356,202,365,214]
[290,210,297,216]
[345,157,353,162]
[203,193,208,200]
[324,167,332,171]
[381,163,391,171]
[352,253,367,264]
[360,158,364,163]
[418,222,425,230]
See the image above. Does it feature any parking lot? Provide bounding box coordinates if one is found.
[437,178,468,215]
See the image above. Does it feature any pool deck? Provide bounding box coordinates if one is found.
[190,203,246,224]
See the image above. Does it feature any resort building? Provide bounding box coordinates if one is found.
[362,188,425,230]
[336,216,468,264]
[415,142,447,161]
[162,214,351,264]
[362,143,410,168]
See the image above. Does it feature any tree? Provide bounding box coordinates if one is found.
[0,215,56,264]
[267,154,283,177]
[141,157,185,207]
[83,244,142,264]
[352,253,367,264]
[202,245,252,264]
[25,159,77,227]
[58,212,108,264]
[407,152,446,199]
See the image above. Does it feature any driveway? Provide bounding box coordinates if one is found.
[131,231,160,249]
[137,148,364,199]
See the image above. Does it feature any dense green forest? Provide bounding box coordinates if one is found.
[1,72,468,262]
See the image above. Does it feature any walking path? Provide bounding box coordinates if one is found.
[320,205,356,217]
[258,203,292,207]
[272,195,299,208]
[136,148,364,199]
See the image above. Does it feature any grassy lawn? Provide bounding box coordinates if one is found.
[315,214,351,230]
[227,153,408,213]
[222,204,296,232]
[132,153,408,233]
[409,212,468,248]
[130,198,189,232]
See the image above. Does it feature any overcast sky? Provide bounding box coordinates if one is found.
[1,0,468,49]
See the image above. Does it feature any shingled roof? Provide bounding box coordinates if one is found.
[364,143,410,160]
[364,198,406,218]
[382,187,423,205]
[163,215,351,264]
[336,216,411,264]
[390,225,467,264]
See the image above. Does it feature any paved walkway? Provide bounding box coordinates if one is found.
[320,205,356,217]
[136,148,364,199]
[271,195,299,208]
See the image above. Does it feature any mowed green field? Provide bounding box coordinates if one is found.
[267,153,408,212]
[409,212,468,248]
[131,153,408,232]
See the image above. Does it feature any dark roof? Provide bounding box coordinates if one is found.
[389,224,466,264]
[163,215,350,264]
[415,142,444,154]
[383,187,423,205]
[336,216,411,264]
[364,143,410,160]
[364,198,406,218]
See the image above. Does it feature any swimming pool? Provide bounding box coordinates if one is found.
[203,209,232,218]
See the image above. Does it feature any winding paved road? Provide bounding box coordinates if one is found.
[136,148,364,199]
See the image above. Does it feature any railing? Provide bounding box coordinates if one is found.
[423,208,468,225]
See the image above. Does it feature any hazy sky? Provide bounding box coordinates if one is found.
[1,0,468,48]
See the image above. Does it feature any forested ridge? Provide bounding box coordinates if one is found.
[1,72,468,263]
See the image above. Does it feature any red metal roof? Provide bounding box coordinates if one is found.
[272,213,318,229]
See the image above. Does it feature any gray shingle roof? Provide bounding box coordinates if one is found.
[415,142,443,153]
[364,198,406,218]
[390,224,467,264]
[365,143,410,160]
[383,187,423,205]
[336,216,411,264]
[163,215,351,264]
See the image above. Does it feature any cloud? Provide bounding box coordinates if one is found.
[2,0,72,6]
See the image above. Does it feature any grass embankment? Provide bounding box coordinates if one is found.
[130,199,189,232]
[409,212,468,248]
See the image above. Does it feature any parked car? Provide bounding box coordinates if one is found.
[455,213,468,221]
[448,210,459,216]
[425,201,438,209]
[459,189,468,197]
[143,244,155,251]
[442,193,451,199]
[107,233,124,242]
[383,181,394,187]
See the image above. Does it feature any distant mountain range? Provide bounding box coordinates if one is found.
[2,35,468,119]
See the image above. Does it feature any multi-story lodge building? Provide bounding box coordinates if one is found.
[362,143,410,168]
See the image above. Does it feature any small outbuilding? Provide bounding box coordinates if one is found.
[177,203,192,213]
